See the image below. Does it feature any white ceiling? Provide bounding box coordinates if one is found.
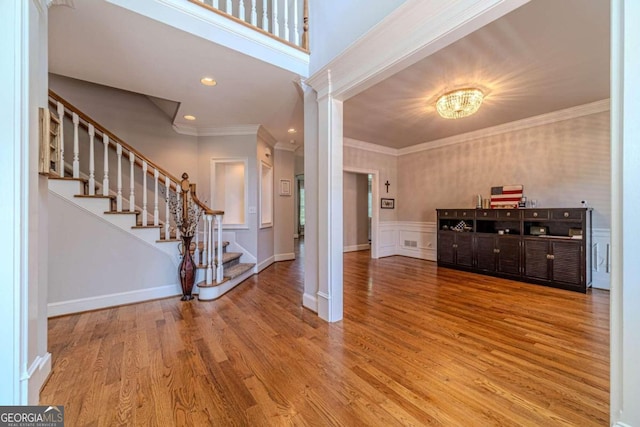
[49,0,609,152]
[344,0,610,148]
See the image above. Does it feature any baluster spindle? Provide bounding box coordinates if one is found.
[302,0,309,50]
[142,161,148,226]
[212,0,219,8]
[250,0,257,25]
[129,151,136,212]
[102,134,109,196]
[216,214,224,283]
[194,218,201,266]
[239,0,245,20]
[56,102,65,177]
[116,143,123,212]
[154,168,159,226]
[88,124,95,195]
[202,218,208,270]
[176,185,182,239]
[165,175,171,240]
[225,0,232,15]
[72,112,80,178]
[207,214,214,284]
[292,0,299,45]
[262,0,268,30]
[283,0,289,42]
[272,0,279,37]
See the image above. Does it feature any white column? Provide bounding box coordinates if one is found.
[102,134,109,196]
[206,214,213,284]
[153,168,159,226]
[129,151,135,212]
[302,85,318,314]
[202,218,208,270]
[611,1,640,426]
[72,112,79,178]
[250,0,257,25]
[116,143,123,212]
[88,124,95,195]
[215,214,224,283]
[164,175,171,239]
[142,161,148,226]
[56,102,64,177]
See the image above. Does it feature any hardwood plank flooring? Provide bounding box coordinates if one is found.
[41,242,609,426]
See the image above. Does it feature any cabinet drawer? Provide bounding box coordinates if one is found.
[497,209,521,219]
[523,210,549,220]
[477,210,497,218]
[438,210,456,218]
[459,210,475,219]
[550,209,584,220]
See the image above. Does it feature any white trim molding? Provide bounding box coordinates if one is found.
[257,255,275,272]
[591,228,611,290]
[379,221,438,261]
[48,283,181,317]
[344,244,370,253]
[275,252,295,261]
[174,123,261,137]
[344,137,398,156]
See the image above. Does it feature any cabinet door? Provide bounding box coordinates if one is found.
[438,233,455,264]
[524,239,550,280]
[497,237,521,275]
[551,241,583,285]
[475,235,496,272]
[456,233,474,267]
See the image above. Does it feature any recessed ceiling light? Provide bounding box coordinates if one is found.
[184,115,196,121]
[200,77,217,86]
[287,128,296,134]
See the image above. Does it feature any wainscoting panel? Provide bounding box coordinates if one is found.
[378,221,437,261]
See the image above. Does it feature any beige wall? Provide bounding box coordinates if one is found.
[274,148,295,257]
[343,172,370,248]
[344,140,397,222]
[397,112,611,229]
[49,74,199,181]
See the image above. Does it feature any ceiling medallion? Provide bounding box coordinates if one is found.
[436,88,484,119]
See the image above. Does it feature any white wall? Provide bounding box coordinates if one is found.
[257,132,275,270]
[308,0,407,74]
[48,192,180,315]
[0,0,50,405]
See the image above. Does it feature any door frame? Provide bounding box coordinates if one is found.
[343,166,379,259]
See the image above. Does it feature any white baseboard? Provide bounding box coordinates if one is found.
[257,255,275,273]
[275,252,296,261]
[378,221,437,261]
[198,268,254,301]
[302,292,318,312]
[343,243,370,253]
[27,352,52,405]
[397,247,437,261]
[48,283,181,317]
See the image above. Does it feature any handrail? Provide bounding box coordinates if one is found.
[178,173,223,216]
[188,0,309,52]
[48,90,182,190]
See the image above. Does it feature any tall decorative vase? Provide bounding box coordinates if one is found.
[179,235,196,301]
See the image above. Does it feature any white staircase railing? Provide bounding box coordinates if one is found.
[190,0,309,51]
[48,90,226,285]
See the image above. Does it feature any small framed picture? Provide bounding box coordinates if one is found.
[381,198,395,209]
[279,179,292,196]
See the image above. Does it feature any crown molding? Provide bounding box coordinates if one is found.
[397,99,611,156]
[274,142,297,152]
[173,124,261,137]
[257,125,277,147]
[344,138,398,156]
[306,0,527,100]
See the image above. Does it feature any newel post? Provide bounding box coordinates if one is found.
[180,173,191,228]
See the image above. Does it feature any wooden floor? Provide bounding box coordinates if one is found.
[41,241,609,426]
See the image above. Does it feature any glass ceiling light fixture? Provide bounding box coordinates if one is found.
[435,88,484,119]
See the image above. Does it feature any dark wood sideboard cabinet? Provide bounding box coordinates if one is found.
[436,208,592,293]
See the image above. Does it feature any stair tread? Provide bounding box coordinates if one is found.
[132,225,162,229]
[75,194,115,200]
[196,277,229,288]
[195,252,242,268]
[49,176,88,183]
[197,241,229,250]
[156,238,180,243]
[223,263,255,279]
[104,210,141,215]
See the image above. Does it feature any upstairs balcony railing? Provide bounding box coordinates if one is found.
[189,0,309,51]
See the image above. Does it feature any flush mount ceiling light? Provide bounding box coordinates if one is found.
[435,88,484,119]
[200,77,217,86]
[183,115,196,121]
[287,128,297,134]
